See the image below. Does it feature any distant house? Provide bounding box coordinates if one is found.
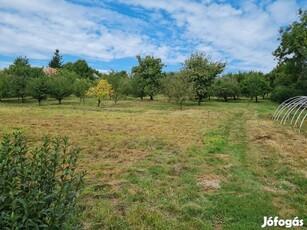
[93,73,100,78]
[43,67,58,76]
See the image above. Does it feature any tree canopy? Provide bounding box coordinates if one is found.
[101,71,130,104]
[86,79,113,107]
[6,57,32,102]
[162,70,193,109]
[49,49,63,69]
[49,69,76,104]
[214,74,239,101]
[240,72,270,102]
[183,52,225,105]
[73,78,91,103]
[131,55,165,100]
[27,75,50,105]
[272,9,307,94]
[63,59,94,80]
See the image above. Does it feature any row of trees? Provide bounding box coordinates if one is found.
[0,57,93,105]
[0,52,272,108]
[91,54,271,108]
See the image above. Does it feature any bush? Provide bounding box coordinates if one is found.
[270,86,302,103]
[0,132,85,229]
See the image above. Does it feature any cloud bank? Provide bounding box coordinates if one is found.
[0,0,302,72]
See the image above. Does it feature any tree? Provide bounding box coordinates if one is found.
[214,74,239,102]
[161,72,176,102]
[118,76,133,97]
[63,60,94,80]
[131,55,165,100]
[273,9,307,94]
[0,75,4,101]
[163,71,193,109]
[102,71,130,104]
[29,67,45,78]
[6,57,32,102]
[240,72,270,102]
[49,49,63,68]
[270,86,301,103]
[86,79,113,107]
[73,78,91,103]
[131,74,146,100]
[27,75,51,105]
[183,52,226,105]
[49,70,76,104]
[233,71,247,84]
[0,72,10,101]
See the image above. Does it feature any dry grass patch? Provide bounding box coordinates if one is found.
[247,119,307,173]
[246,115,307,217]
[197,174,223,193]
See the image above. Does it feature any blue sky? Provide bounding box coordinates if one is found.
[0,0,306,74]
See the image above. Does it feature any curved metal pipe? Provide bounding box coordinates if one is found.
[290,99,307,125]
[272,96,307,132]
[272,96,301,119]
[275,97,303,122]
[282,98,307,124]
[294,105,307,128]
[299,114,307,131]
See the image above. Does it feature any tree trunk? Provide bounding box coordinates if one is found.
[255,96,258,102]
[97,99,101,107]
[197,96,202,106]
[224,97,227,102]
[21,96,25,103]
[140,96,143,101]
[38,100,41,106]
[233,96,236,100]
[59,99,62,104]
[150,95,153,100]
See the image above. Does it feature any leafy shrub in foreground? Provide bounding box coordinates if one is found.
[0,132,85,229]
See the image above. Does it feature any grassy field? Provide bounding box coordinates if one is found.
[0,96,306,229]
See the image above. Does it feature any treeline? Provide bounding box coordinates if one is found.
[0,10,305,106]
[268,9,307,102]
[0,49,97,104]
[0,51,271,108]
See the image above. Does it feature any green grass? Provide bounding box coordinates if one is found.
[0,96,306,229]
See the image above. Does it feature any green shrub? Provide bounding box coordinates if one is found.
[270,86,302,103]
[0,132,85,229]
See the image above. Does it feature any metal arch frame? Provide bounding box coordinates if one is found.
[272,96,301,119]
[282,98,307,125]
[272,96,307,132]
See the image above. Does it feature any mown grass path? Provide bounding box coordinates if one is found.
[200,105,306,230]
[200,109,278,229]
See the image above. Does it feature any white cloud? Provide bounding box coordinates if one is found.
[0,0,302,73]
[267,0,298,24]
[0,0,159,61]
[0,61,12,70]
[118,0,301,72]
